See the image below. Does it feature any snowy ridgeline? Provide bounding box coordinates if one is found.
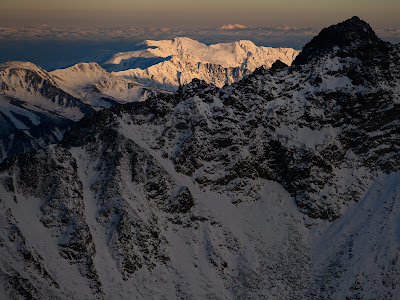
[0,16,399,299]
[0,61,163,112]
[0,39,299,163]
[103,37,300,91]
[0,60,166,162]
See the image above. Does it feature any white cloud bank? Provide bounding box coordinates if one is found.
[0,24,398,49]
[219,24,248,30]
[1,24,399,71]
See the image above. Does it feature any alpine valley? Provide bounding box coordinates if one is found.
[0,17,399,299]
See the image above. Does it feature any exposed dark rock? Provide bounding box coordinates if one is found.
[0,17,399,299]
[269,60,289,73]
[293,16,385,66]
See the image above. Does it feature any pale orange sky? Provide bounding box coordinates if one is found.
[1,0,399,70]
[1,0,399,28]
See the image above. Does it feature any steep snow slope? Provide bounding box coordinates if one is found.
[0,62,94,162]
[0,122,312,300]
[308,171,400,299]
[0,17,399,299]
[51,63,166,108]
[102,37,300,91]
[0,61,168,162]
[0,61,94,121]
[0,94,73,162]
[0,62,96,162]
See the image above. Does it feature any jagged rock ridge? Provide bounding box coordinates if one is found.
[0,62,166,163]
[0,17,399,299]
[0,62,94,162]
[0,94,73,163]
[0,61,95,120]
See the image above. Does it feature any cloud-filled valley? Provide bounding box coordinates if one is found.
[1,23,399,70]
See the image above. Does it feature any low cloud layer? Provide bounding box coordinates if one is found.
[0,24,398,46]
[0,24,319,49]
[219,24,248,30]
[376,28,400,43]
[1,24,399,70]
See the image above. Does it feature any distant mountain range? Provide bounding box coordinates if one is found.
[0,61,163,162]
[102,37,300,91]
[0,17,399,299]
[0,40,299,162]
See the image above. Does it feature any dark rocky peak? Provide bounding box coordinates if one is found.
[293,16,386,65]
[269,60,288,73]
[250,66,267,77]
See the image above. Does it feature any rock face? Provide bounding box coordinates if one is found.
[293,16,383,66]
[0,61,95,120]
[0,62,167,163]
[0,17,400,299]
[0,62,91,163]
[122,16,399,222]
[0,40,296,162]
[102,37,300,91]
[0,94,73,163]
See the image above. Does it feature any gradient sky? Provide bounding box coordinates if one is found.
[1,0,399,28]
[1,0,399,69]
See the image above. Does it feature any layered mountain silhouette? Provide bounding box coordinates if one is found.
[0,61,165,162]
[0,17,399,299]
[102,37,300,91]
[0,41,298,163]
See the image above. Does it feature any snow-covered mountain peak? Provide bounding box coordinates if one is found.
[0,61,58,96]
[0,17,400,299]
[0,61,45,73]
[102,37,300,91]
[143,37,205,52]
[119,37,295,68]
[50,62,164,107]
[0,61,95,121]
[58,62,105,74]
[235,40,257,47]
[51,62,114,89]
[0,61,54,85]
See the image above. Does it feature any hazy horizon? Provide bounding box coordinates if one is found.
[1,0,399,70]
[1,0,400,28]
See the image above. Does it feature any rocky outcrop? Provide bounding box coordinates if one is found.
[0,95,74,163]
[123,16,399,221]
[0,17,399,299]
[0,62,95,120]
[0,61,169,163]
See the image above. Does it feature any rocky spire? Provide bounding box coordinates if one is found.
[293,16,383,65]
